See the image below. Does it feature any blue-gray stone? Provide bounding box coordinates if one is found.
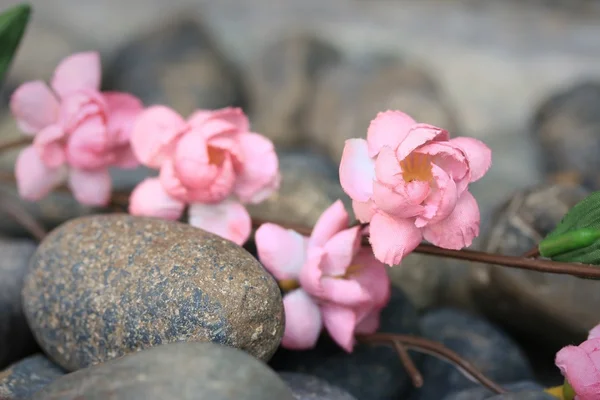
[270,286,420,400]
[31,342,295,400]
[0,354,65,399]
[411,309,534,400]
[280,372,357,400]
[22,214,284,371]
[0,237,39,369]
[442,381,547,400]
[487,392,556,400]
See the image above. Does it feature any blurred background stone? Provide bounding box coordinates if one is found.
[103,16,246,116]
[246,33,343,149]
[531,81,600,190]
[469,182,596,346]
[0,354,65,400]
[308,54,458,163]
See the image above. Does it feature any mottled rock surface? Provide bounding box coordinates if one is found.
[22,214,284,371]
[281,373,358,400]
[532,82,600,190]
[469,183,597,345]
[442,381,547,400]
[0,237,39,368]
[411,309,533,400]
[270,287,420,400]
[103,16,245,116]
[31,342,295,400]
[0,354,65,400]
[247,33,342,148]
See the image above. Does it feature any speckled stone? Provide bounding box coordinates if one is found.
[410,309,533,400]
[442,381,547,400]
[270,287,420,400]
[0,354,65,399]
[280,373,357,400]
[31,342,295,400]
[22,214,284,371]
[0,237,39,369]
[103,16,245,117]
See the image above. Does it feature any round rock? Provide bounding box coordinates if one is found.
[280,373,357,400]
[0,237,39,368]
[469,182,598,345]
[22,214,284,371]
[31,342,295,400]
[0,354,65,400]
[442,381,548,400]
[532,82,600,190]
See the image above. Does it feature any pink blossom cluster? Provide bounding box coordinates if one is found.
[556,323,600,399]
[339,110,492,265]
[255,200,390,352]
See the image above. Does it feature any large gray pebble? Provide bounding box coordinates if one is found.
[22,214,284,371]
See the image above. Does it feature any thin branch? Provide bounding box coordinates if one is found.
[522,246,540,258]
[391,339,424,388]
[0,137,30,153]
[0,191,46,241]
[357,333,506,395]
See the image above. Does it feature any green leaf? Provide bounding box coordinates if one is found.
[0,3,31,87]
[541,191,600,264]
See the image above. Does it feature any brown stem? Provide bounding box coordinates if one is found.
[0,191,46,241]
[0,137,30,153]
[391,339,424,388]
[522,246,540,258]
[357,333,506,394]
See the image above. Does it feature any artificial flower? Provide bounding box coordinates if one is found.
[255,200,390,352]
[555,323,600,400]
[11,51,143,206]
[129,105,279,244]
[339,110,492,265]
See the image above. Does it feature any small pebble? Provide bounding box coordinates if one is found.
[0,354,65,399]
[280,372,357,400]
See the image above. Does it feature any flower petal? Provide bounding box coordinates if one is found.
[339,139,375,202]
[10,81,59,135]
[130,106,187,168]
[374,145,403,186]
[354,311,381,335]
[556,344,600,399]
[372,180,426,219]
[319,277,371,307]
[298,246,325,299]
[32,124,67,168]
[112,145,140,169]
[320,226,361,277]
[422,190,480,250]
[309,200,350,248]
[51,52,101,98]
[65,115,111,170]
[281,289,322,350]
[103,92,144,144]
[396,123,449,161]
[416,141,469,189]
[366,110,416,157]
[15,145,66,201]
[188,107,250,133]
[255,223,307,280]
[68,168,111,206]
[188,199,252,245]
[449,137,492,182]
[352,199,376,223]
[234,133,280,204]
[589,324,600,340]
[369,212,423,266]
[351,248,391,309]
[128,178,185,220]
[321,304,357,353]
[415,164,458,227]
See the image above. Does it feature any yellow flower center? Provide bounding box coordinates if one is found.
[400,153,433,182]
[333,264,363,279]
[278,279,300,292]
[207,145,226,166]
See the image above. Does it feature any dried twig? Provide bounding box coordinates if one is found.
[0,136,30,153]
[358,333,506,394]
[391,339,424,388]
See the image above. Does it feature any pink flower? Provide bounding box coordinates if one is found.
[10,51,143,206]
[555,323,600,400]
[339,110,492,265]
[255,200,390,352]
[129,105,280,245]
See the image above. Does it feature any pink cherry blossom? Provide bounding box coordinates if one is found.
[128,105,280,245]
[255,200,390,352]
[10,51,143,206]
[339,110,492,265]
[555,323,600,400]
